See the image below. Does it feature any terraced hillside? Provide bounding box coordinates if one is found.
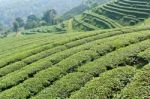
[73,0,150,31]
[0,25,150,99]
[23,0,150,35]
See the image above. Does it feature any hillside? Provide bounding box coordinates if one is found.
[0,0,82,26]
[0,0,150,98]
[72,0,150,31]
[24,0,150,35]
[0,25,150,98]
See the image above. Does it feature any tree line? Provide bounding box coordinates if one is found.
[0,9,61,38]
[13,9,61,32]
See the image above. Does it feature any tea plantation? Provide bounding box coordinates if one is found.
[0,25,150,99]
[23,0,150,35]
[0,0,150,99]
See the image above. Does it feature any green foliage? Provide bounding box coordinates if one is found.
[70,0,150,32]
[15,17,24,27]
[78,39,150,76]
[42,9,57,25]
[25,15,41,29]
[0,0,82,26]
[0,22,4,31]
[32,72,93,99]
[1,0,150,95]
[0,26,150,99]
[115,64,150,98]
[13,21,19,32]
[70,66,136,99]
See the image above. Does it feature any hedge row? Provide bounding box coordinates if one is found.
[70,66,136,99]
[121,0,149,5]
[0,25,149,62]
[0,29,110,68]
[96,0,150,26]
[73,18,99,31]
[100,6,138,23]
[32,72,93,99]
[0,27,149,98]
[78,39,150,76]
[0,28,135,76]
[0,34,52,56]
[0,34,58,58]
[72,47,150,99]
[0,50,98,99]
[116,63,150,98]
[117,0,150,9]
[94,18,113,28]
[86,11,121,27]
[0,27,149,81]
[0,30,130,91]
[0,34,66,59]
[138,48,150,62]
[9,31,150,99]
[83,11,121,28]
[109,3,150,13]
[31,33,150,99]
[83,13,113,29]
[103,5,149,18]
[83,17,113,29]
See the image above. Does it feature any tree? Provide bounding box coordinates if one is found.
[25,20,38,29]
[0,22,3,32]
[13,21,19,32]
[15,17,24,27]
[25,15,41,29]
[42,9,57,25]
[27,15,40,22]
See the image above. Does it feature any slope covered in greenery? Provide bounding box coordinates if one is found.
[0,0,150,98]
[24,0,150,34]
[72,0,150,31]
[0,25,150,99]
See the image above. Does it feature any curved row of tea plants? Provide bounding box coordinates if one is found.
[0,26,150,99]
[71,0,150,31]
